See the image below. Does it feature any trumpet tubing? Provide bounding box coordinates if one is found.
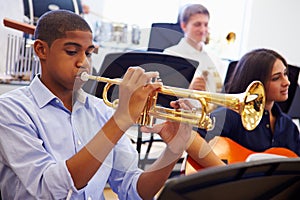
[81,72,265,131]
[81,72,121,85]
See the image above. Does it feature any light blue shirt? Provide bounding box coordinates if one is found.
[0,76,143,200]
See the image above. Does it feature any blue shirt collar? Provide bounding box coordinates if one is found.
[271,103,283,117]
[29,75,89,109]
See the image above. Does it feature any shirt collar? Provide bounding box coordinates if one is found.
[30,75,57,108]
[181,38,207,53]
[74,88,89,105]
[272,103,283,117]
[29,75,90,109]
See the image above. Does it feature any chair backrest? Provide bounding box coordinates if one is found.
[287,85,300,118]
[222,60,238,93]
[147,23,183,52]
[91,51,198,108]
[278,64,300,114]
[23,0,83,25]
[223,61,300,114]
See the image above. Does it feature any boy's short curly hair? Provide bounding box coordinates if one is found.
[34,10,92,47]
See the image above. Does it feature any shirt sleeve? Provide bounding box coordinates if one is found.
[108,134,143,200]
[0,100,77,199]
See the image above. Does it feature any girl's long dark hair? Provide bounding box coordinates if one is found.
[226,48,287,93]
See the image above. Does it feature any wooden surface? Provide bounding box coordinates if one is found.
[3,18,35,35]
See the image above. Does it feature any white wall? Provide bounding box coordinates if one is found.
[1,0,299,74]
[0,0,248,75]
[241,0,300,66]
[0,0,24,74]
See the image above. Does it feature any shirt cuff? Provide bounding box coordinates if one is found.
[44,160,86,199]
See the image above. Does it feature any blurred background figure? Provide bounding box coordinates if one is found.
[163,3,226,93]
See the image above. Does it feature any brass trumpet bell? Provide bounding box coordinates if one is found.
[81,72,265,131]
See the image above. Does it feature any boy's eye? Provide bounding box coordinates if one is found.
[85,52,92,58]
[66,50,77,56]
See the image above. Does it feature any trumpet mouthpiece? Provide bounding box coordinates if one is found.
[80,72,89,82]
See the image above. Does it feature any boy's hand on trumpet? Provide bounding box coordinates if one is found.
[140,100,194,155]
[141,121,193,155]
[113,67,162,131]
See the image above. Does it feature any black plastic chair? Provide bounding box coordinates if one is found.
[287,85,300,123]
[147,22,183,52]
[23,0,83,25]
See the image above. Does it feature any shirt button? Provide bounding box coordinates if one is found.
[266,124,270,128]
[87,197,92,200]
[77,140,82,145]
[264,111,268,115]
[55,99,60,104]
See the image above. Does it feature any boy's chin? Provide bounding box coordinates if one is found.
[73,78,85,90]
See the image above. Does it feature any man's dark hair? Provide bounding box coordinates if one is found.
[34,10,92,47]
[179,4,210,24]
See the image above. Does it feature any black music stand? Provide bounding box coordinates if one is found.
[91,51,198,168]
[94,51,198,109]
[158,158,300,200]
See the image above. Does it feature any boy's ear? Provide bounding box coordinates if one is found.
[34,40,48,60]
[180,22,186,32]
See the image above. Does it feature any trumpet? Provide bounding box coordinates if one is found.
[81,72,265,131]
